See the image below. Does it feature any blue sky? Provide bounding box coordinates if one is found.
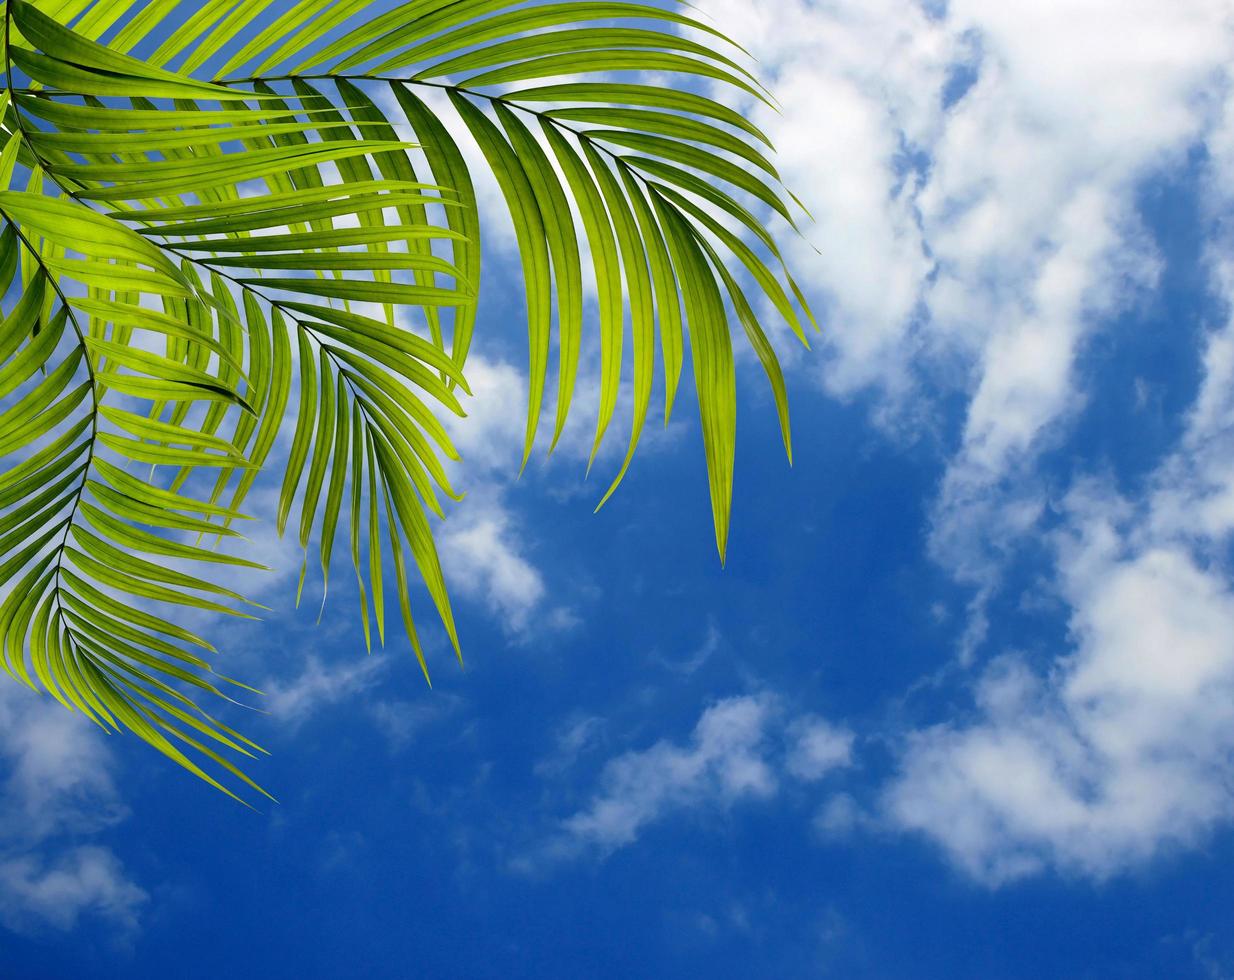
[4,1,1234,977]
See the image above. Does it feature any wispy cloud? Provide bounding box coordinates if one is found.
[368,695,465,752]
[651,619,723,675]
[262,655,387,730]
[532,714,607,779]
[260,652,466,753]
[521,694,854,868]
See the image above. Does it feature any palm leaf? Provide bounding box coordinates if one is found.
[0,0,815,800]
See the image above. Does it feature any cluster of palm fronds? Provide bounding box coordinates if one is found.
[0,0,814,800]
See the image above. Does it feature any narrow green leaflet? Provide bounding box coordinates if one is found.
[448,91,551,467]
[496,104,584,454]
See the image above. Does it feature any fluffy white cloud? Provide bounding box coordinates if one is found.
[921,0,1221,584]
[556,695,781,857]
[444,356,530,477]
[0,847,146,935]
[814,793,868,840]
[786,717,856,783]
[439,494,548,636]
[529,694,854,864]
[0,688,125,840]
[887,536,1234,883]
[0,685,145,934]
[700,0,1231,591]
[698,0,943,402]
[691,0,1234,885]
[886,268,1234,882]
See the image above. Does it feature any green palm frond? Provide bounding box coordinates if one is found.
[0,0,815,800]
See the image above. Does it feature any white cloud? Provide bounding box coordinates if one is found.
[444,357,530,479]
[697,0,943,402]
[699,0,1232,622]
[439,493,547,636]
[0,685,145,935]
[437,356,591,639]
[261,651,465,750]
[527,694,854,865]
[683,1,1234,884]
[554,695,782,858]
[886,543,1234,884]
[813,794,868,841]
[921,0,1224,593]
[367,695,464,751]
[533,714,606,779]
[0,847,146,935]
[0,687,125,841]
[785,717,856,782]
[686,0,1234,884]
[886,264,1234,882]
[262,654,386,729]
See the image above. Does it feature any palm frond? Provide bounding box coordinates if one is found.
[0,0,815,799]
[0,159,271,802]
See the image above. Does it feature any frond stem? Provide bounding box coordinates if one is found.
[217,73,661,202]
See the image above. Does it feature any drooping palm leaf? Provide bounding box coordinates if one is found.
[0,0,815,800]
